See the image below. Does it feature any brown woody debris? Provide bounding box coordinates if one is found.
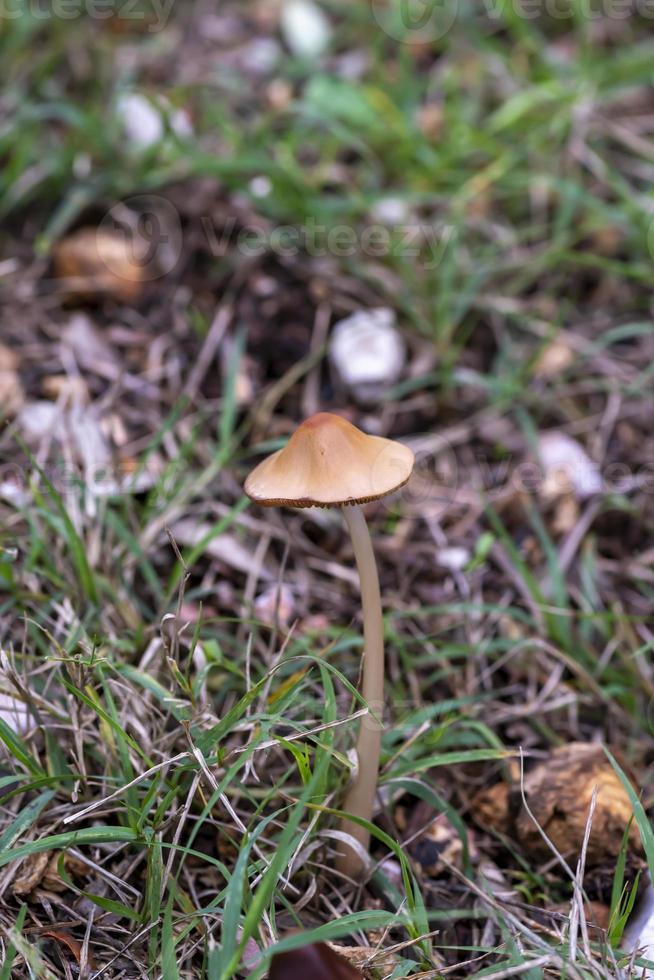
[473,743,642,866]
[0,342,24,415]
[533,337,575,379]
[53,227,146,303]
[42,374,90,403]
[473,781,512,836]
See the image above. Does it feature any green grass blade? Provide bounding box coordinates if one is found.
[0,789,55,853]
[0,718,45,777]
[0,826,140,868]
[0,902,27,980]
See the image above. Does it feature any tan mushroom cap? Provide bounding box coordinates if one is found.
[244,412,414,508]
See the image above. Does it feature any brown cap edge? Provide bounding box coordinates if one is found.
[245,472,412,509]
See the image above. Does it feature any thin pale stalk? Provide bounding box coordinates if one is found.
[337,503,384,877]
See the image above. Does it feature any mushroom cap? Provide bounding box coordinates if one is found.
[269,942,363,980]
[244,412,414,508]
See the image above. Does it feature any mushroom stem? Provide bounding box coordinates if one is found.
[337,503,385,878]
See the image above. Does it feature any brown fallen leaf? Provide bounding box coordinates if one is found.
[13,850,89,896]
[53,227,146,303]
[43,852,89,892]
[328,943,399,979]
[42,929,95,969]
[477,859,520,903]
[13,851,51,895]
[42,930,83,964]
[269,942,363,979]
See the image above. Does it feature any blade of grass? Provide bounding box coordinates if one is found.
[0,825,141,869]
[0,789,55,853]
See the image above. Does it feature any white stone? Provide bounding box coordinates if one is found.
[249,176,272,199]
[437,547,470,572]
[370,197,410,226]
[117,93,192,149]
[538,432,602,499]
[280,0,331,58]
[329,308,405,403]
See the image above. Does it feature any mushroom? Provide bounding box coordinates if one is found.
[244,412,414,877]
[269,941,364,979]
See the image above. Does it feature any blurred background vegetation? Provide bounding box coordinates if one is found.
[1,1,654,977]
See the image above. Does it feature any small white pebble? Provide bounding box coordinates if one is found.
[437,547,470,572]
[329,308,405,404]
[538,431,602,499]
[280,0,332,58]
[117,92,192,149]
[249,176,272,199]
[370,197,410,226]
[118,92,164,147]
